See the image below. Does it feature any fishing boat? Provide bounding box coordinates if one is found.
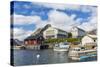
[53,42,70,51]
[68,47,97,60]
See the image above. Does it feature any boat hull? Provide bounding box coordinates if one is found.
[68,49,97,60]
[53,48,69,51]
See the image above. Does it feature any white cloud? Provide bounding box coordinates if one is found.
[77,6,97,31]
[23,4,32,9]
[13,14,49,29]
[13,10,80,40]
[80,6,97,16]
[47,9,97,32]
[47,10,80,31]
[78,16,97,31]
[32,3,97,32]
[13,14,41,25]
[13,8,97,33]
[13,4,97,40]
[34,2,97,13]
[37,3,80,10]
[13,28,33,41]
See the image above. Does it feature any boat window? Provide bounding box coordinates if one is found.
[64,42,68,45]
[55,44,58,47]
[81,47,85,49]
[77,49,80,51]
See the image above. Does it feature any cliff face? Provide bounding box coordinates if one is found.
[31,28,42,36]
[24,24,51,41]
[31,24,52,36]
[40,24,51,34]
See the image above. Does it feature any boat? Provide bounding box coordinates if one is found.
[68,47,97,60]
[53,42,70,51]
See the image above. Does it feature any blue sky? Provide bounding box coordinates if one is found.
[11,1,97,40]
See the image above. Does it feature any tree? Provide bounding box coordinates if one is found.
[68,33,72,38]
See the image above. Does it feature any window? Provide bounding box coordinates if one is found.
[46,35,55,39]
[46,30,55,35]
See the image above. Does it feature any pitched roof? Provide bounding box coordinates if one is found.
[54,28,67,33]
[73,26,85,32]
[24,33,44,40]
[25,35,37,40]
[87,34,97,39]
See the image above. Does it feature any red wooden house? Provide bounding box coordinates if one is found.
[24,34,44,45]
[24,24,52,46]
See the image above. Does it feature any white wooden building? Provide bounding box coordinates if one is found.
[81,34,97,46]
[71,27,86,38]
[43,26,68,39]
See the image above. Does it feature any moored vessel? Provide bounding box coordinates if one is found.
[53,42,70,51]
[68,47,97,60]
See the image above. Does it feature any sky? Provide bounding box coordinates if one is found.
[11,1,97,41]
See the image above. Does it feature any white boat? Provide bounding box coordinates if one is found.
[53,42,70,51]
[68,47,97,60]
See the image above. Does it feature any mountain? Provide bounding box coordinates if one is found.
[31,28,42,36]
[88,29,97,35]
[31,24,52,36]
[11,39,23,46]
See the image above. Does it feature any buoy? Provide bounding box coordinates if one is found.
[36,54,40,58]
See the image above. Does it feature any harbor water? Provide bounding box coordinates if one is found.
[13,49,97,66]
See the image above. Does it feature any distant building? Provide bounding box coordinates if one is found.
[43,25,68,39]
[71,26,86,38]
[81,34,97,46]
